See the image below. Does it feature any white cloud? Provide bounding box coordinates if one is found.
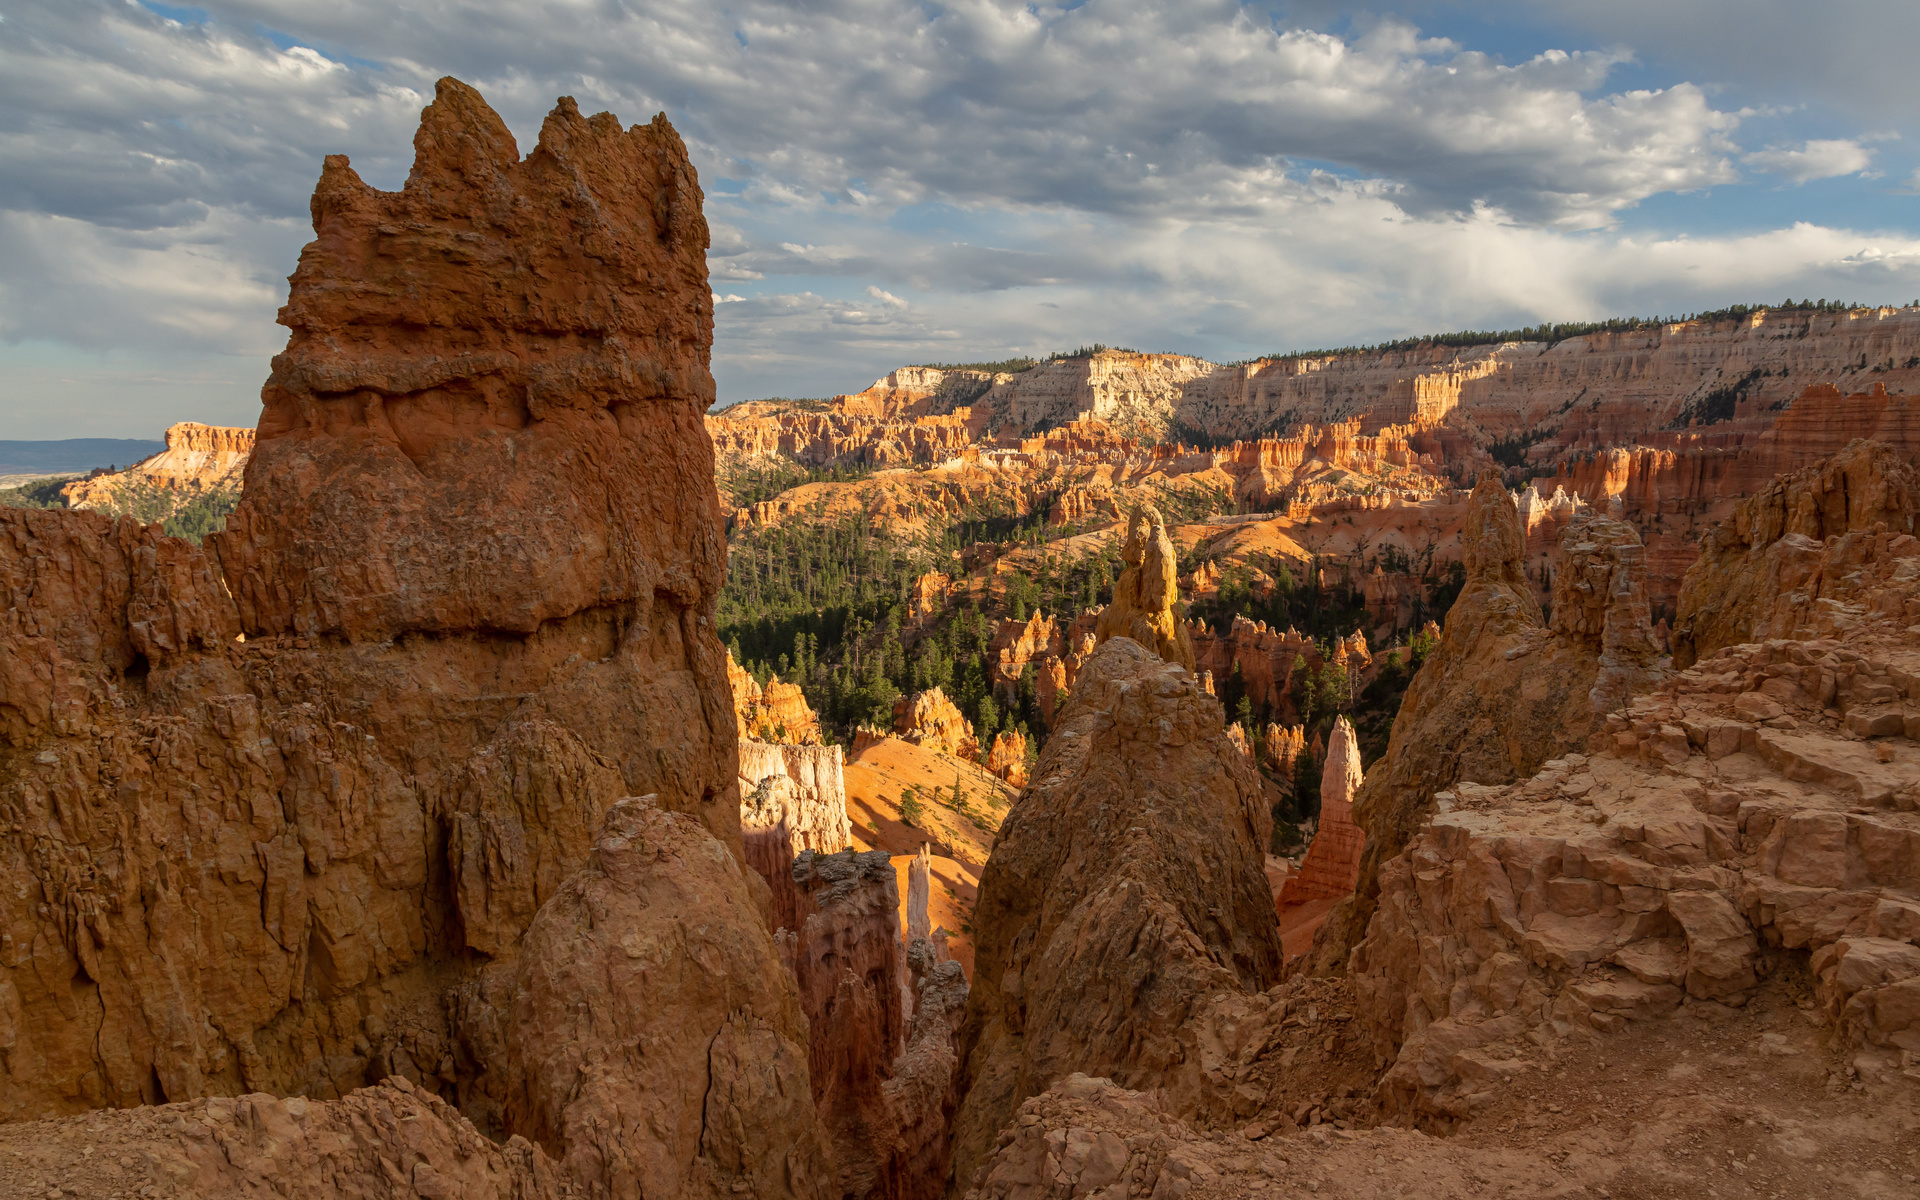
[1745,138,1876,183]
[0,0,1915,429]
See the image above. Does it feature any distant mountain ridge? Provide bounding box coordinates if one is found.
[0,437,165,477]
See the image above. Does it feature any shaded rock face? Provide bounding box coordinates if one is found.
[780,847,967,1200]
[462,797,834,1200]
[1092,506,1196,672]
[1673,439,1920,668]
[0,1078,565,1200]
[1340,474,1662,960]
[790,850,912,1199]
[948,638,1283,1187]
[0,78,739,1126]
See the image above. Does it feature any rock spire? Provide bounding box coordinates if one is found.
[1092,502,1197,671]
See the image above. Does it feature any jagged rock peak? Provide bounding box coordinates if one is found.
[215,75,719,644]
[948,637,1281,1185]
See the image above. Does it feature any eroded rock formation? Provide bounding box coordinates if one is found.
[740,738,853,931]
[730,647,823,743]
[1092,505,1196,672]
[60,422,253,514]
[1276,715,1366,915]
[1334,475,1663,961]
[1673,439,1920,667]
[0,78,743,1140]
[893,686,980,760]
[1346,441,1920,1120]
[0,1078,565,1200]
[948,637,1283,1186]
[462,797,834,1199]
[983,729,1029,787]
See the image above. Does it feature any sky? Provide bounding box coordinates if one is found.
[1,1,1918,437]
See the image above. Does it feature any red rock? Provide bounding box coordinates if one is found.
[1276,715,1365,917]
[0,78,747,1137]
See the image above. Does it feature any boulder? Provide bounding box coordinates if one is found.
[477,797,835,1200]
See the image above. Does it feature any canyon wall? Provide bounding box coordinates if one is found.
[0,78,742,1135]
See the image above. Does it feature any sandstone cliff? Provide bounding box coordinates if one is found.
[60,422,253,517]
[947,637,1283,1187]
[0,78,743,1138]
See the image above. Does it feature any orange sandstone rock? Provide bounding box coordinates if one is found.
[948,638,1283,1186]
[61,421,254,514]
[729,647,823,743]
[471,797,835,1199]
[1672,438,1920,668]
[893,685,980,760]
[1276,715,1366,918]
[0,79,746,1135]
[984,729,1030,787]
[1091,505,1197,671]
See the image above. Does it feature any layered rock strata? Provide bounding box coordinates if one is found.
[740,738,853,931]
[60,422,254,513]
[0,78,742,1134]
[948,637,1284,1186]
[1673,438,1920,668]
[1349,442,1920,1119]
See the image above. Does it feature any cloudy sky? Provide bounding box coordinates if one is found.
[3,1,1918,437]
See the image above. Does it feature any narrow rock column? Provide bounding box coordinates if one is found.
[1276,715,1366,911]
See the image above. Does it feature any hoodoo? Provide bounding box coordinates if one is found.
[0,77,772,1193]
